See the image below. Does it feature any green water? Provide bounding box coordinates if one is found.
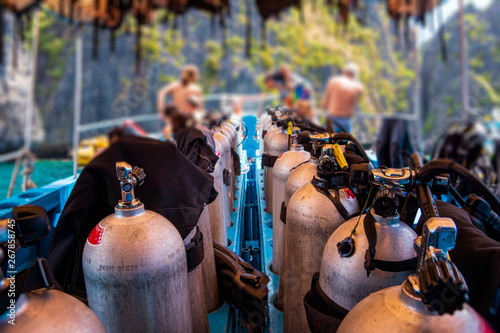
[0,160,74,199]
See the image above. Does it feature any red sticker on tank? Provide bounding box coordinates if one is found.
[87,223,105,246]
[215,149,221,157]
[344,188,356,200]
[278,152,286,160]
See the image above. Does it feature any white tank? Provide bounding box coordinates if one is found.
[263,124,279,205]
[338,217,489,333]
[338,282,486,333]
[208,139,229,245]
[318,208,417,311]
[277,157,319,310]
[214,132,232,229]
[0,288,106,332]
[82,162,193,333]
[263,127,288,214]
[196,206,220,312]
[184,227,209,333]
[282,182,359,333]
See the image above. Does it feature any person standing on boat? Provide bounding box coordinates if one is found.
[157,65,204,119]
[321,63,363,133]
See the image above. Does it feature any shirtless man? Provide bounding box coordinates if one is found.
[157,65,203,119]
[321,63,363,133]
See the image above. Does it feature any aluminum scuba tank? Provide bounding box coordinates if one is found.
[82,162,193,333]
[184,226,209,333]
[222,120,238,201]
[263,118,280,204]
[0,288,106,333]
[197,206,220,312]
[271,128,310,275]
[222,120,237,154]
[338,217,489,333]
[282,140,361,333]
[0,206,106,333]
[263,118,289,214]
[317,168,418,313]
[219,126,235,210]
[258,108,273,153]
[276,149,320,311]
[208,139,229,245]
[213,129,232,228]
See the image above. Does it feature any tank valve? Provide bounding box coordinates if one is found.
[337,236,355,257]
[414,217,469,315]
[418,255,469,315]
[116,162,146,208]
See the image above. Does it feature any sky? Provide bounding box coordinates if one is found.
[418,0,494,44]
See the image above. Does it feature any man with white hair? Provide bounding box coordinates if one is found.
[321,63,363,133]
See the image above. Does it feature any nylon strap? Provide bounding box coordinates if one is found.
[311,177,351,222]
[364,210,378,276]
[280,202,287,224]
[185,226,204,272]
[262,153,278,167]
[364,210,418,275]
[303,272,348,332]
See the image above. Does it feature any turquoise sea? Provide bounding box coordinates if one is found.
[0,160,74,199]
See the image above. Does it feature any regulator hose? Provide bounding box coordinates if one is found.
[331,132,371,164]
[417,159,500,216]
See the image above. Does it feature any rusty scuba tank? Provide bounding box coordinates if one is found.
[82,162,193,333]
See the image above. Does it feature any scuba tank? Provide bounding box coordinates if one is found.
[213,127,233,228]
[259,107,274,154]
[338,217,490,332]
[208,137,229,245]
[263,115,290,214]
[184,226,210,333]
[0,205,106,333]
[276,141,321,311]
[219,126,235,208]
[82,162,193,333]
[222,117,237,151]
[271,127,310,275]
[222,118,238,203]
[317,169,418,312]
[282,134,364,333]
[263,109,283,204]
[197,204,220,313]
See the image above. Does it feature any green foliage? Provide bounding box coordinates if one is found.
[198,1,414,114]
[472,73,500,106]
[48,67,64,80]
[202,40,223,88]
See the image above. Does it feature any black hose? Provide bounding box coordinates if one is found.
[448,185,466,207]
[331,133,371,164]
[416,183,439,220]
[418,159,500,216]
